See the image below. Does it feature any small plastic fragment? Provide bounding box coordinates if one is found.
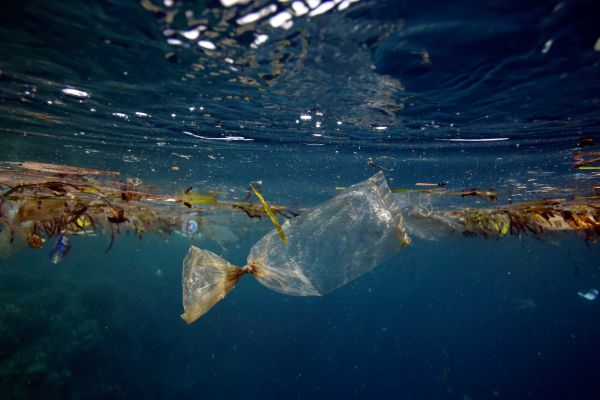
[183,219,199,236]
[578,289,598,301]
[49,234,71,264]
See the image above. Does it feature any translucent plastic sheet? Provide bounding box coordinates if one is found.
[181,172,410,323]
[181,247,243,323]
[392,191,459,240]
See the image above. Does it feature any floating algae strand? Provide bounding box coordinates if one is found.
[249,183,288,244]
[1,162,599,323]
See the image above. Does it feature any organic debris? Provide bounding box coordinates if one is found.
[573,151,600,170]
[405,199,600,242]
[0,161,297,261]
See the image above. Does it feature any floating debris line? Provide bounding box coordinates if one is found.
[0,161,297,260]
[1,162,598,322]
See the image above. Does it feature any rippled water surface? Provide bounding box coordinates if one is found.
[1,0,600,399]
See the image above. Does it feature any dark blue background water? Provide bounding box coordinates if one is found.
[1,0,599,399]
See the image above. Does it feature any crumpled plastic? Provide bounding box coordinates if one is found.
[181,172,410,323]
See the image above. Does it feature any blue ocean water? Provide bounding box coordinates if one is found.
[1,0,599,399]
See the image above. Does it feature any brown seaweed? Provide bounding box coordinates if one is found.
[0,161,299,259]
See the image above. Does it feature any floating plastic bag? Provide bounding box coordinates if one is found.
[181,172,410,323]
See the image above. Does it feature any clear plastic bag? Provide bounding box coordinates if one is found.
[181,172,410,323]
